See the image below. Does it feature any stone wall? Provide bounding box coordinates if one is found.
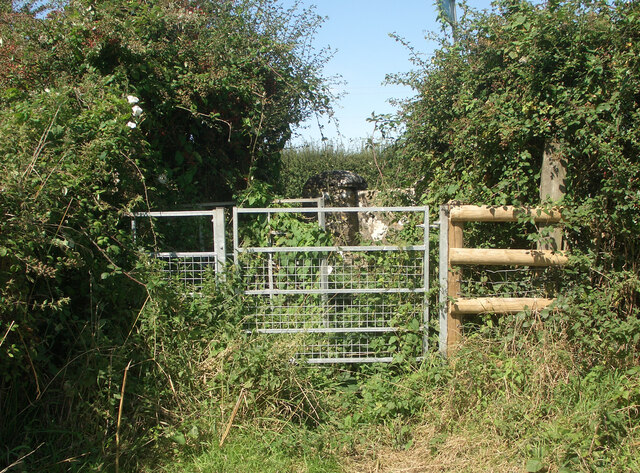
[301,170,416,244]
[357,189,416,243]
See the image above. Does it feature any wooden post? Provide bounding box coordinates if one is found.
[438,206,449,356]
[449,248,568,266]
[451,297,554,315]
[449,205,562,223]
[447,205,464,351]
[539,139,566,250]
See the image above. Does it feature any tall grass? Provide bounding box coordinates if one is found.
[139,307,640,473]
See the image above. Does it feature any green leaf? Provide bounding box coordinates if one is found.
[188,425,199,439]
[171,433,186,445]
[526,459,544,472]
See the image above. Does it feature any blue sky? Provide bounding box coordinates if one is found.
[283,0,495,147]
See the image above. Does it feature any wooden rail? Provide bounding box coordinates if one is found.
[449,205,562,223]
[451,297,555,315]
[449,248,568,266]
[439,203,567,356]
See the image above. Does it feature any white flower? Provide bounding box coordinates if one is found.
[44,88,51,93]
[126,121,137,129]
[127,95,139,104]
[131,105,143,117]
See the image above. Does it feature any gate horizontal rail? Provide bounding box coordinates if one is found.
[244,288,426,295]
[234,206,424,214]
[237,245,427,253]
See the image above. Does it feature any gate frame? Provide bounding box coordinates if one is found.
[233,205,431,363]
[131,208,227,274]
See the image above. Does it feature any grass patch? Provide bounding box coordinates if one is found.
[149,428,341,473]
[145,316,640,473]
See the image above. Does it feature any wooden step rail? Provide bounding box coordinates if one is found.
[438,204,567,357]
[451,297,555,315]
[449,248,568,266]
[449,205,562,223]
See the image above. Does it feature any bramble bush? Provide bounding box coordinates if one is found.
[394,0,640,359]
[2,0,334,203]
[0,0,335,469]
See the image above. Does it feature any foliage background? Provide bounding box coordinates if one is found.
[0,0,334,469]
[395,0,640,356]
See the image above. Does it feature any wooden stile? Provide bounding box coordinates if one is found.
[451,297,555,315]
[440,203,567,357]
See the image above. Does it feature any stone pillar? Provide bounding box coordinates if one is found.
[302,171,368,245]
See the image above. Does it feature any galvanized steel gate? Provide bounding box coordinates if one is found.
[131,203,564,362]
[131,209,227,290]
[232,205,431,363]
[132,204,432,363]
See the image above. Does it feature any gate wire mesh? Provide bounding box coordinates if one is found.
[152,252,217,291]
[130,209,226,290]
[234,206,430,364]
[458,265,563,299]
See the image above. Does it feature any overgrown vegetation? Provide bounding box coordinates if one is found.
[0,0,334,469]
[277,140,416,197]
[135,310,640,473]
[396,0,640,299]
[1,0,639,472]
[393,0,640,361]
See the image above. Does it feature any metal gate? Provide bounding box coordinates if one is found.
[131,209,227,290]
[233,205,430,363]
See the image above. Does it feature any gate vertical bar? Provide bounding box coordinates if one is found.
[422,206,430,355]
[213,208,226,274]
[318,198,329,326]
[232,207,239,266]
[439,205,449,356]
[317,196,326,229]
[131,218,137,244]
[267,211,274,297]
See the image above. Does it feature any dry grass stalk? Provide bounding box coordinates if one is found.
[220,387,246,447]
[0,320,14,349]
[0,443,43,473]
[22,105,60,182]
[344,425,522,473]
[115,360,132,473]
